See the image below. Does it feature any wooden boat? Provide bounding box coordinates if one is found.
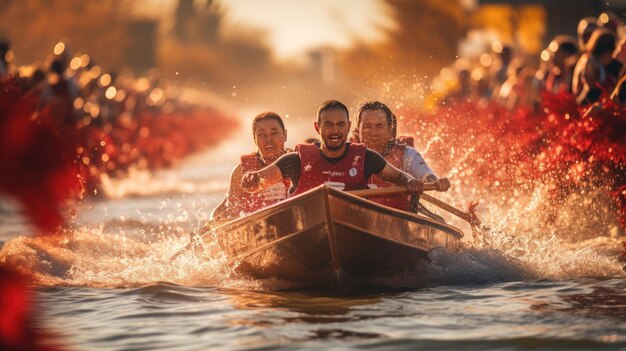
[204,184,464,290]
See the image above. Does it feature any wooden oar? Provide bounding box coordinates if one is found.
[347,183,438,197]
[349,185,482,230]
[420,193,481,228]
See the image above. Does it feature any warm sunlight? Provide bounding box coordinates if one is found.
[134,0,394,60]
[1,1,625,350]
[220,0,394,60]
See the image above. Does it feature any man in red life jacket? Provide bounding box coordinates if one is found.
[352,101,449,212]
[241,100,447,197]
[211,112,290,220]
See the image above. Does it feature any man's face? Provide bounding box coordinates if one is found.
[358,109,391,152]
[315,108,351,151]
[254,119,286,161]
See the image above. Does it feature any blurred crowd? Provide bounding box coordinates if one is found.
[0,39,235,195]
[435,12,626,112]
[399,14,626,232]
[0,40,238,351]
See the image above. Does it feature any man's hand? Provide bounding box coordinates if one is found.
[406,178,424,195]
[435,177,450,192]
[241,172,261,192]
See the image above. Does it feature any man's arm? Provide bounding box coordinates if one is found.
[367,149,449,194]
[376,162,424,194]
[364,149,423,194]
[241,152,299,193]
[403,147,450,191]
[211,163,244,220]
[241,164,284,193]
[404,147,436,181]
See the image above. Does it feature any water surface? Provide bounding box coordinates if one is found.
[2,144,625,350]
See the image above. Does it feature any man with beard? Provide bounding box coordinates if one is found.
[241,100,445,197]
[212,112,291,220]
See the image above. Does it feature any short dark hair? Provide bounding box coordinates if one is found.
[560,42,578,56]
[50,59,64,74]
[252,111,285,134]
[0,41,9,55]
[587,29,616,57]
[357,101,393,127]
[317,100,349,124]
[551,35,578,56]
[352,101,397,142]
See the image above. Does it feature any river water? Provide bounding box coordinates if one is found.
[1,136,625,350]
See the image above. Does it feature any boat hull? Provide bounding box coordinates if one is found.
[210,185,463,290]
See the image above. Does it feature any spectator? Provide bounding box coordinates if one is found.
[573,29,618,105]
[544,36,579,94]
[0,40,11,76]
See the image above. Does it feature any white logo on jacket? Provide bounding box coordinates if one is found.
[322,170,345,177]
[262,183,287,201]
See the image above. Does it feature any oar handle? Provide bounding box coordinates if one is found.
[348,183,438,197]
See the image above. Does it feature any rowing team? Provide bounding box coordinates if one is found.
[211,100,450,221]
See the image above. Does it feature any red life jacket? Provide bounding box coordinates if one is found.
[292,143,367,196]
[367,143,410,211]
[236,152,289,214]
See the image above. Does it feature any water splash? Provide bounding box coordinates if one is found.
[414,177,626,286]
[1,170,624,290]
[2,216,622,291]
[0,227,229,288]
[2,91,625,290]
